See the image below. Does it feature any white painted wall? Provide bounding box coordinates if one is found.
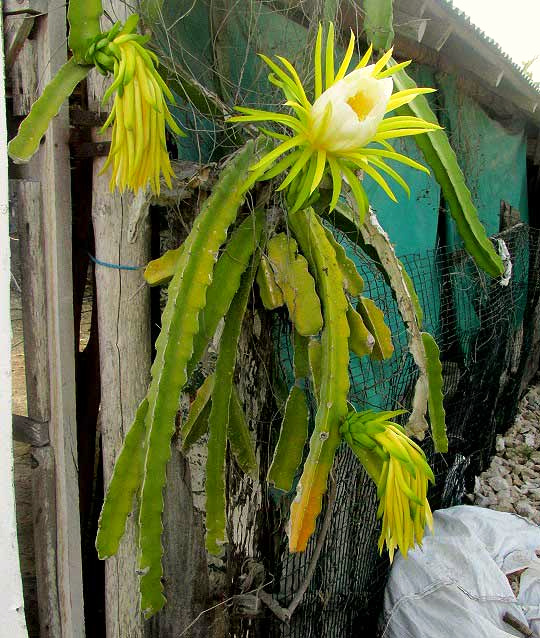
[0,12,29,637]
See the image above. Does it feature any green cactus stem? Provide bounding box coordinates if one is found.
[228,386,258,480]
[137,141,255,616]
[347,303,375,358]
[287,208,350,552]
[357,297,394,360]
[206,255,259,554]
[95,399,148,559]
[267,386,309,492]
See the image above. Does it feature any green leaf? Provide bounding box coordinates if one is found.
[267,385,309,492]
[267,233,323,336]
[357,297,394,360]
[8,58,90,163]
[421,332,448,453]
[137,140,255,616]
[363,0,394,51]
[144,245,185,287]
[206,258,258,555]
[256,256,284,310]
[388,60,504,278]
[228,386,258,480]
[347,303,374,358]
[323,227,364,296]
[181,374,214,451]
[95,399,148,559]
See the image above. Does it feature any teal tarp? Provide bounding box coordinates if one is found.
[437,73,529,239]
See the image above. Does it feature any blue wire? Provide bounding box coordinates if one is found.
[87,251,142,271]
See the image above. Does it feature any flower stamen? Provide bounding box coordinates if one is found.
[347,93,376,121]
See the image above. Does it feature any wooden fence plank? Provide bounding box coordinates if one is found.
[28,3,85,634]
[11,37,36,116]
[32,446,62,637]
[0,10,29,636]
[10,173,61,634]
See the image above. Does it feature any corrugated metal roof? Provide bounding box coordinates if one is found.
[436,0,540,93]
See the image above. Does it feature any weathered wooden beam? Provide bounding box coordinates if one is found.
[393,9,427,44]
[442,35,507,89]
[146,447,215,637]
[12,414,49,447]
[90,157,151,638]
[26,6,85,634]
[0,9,29,636]
[421,18,453,51]
[3,0,47,15]
[421,0,539,104]
[31,446,61,638]
[390,36,531,129]
[87,3,152,632]
[70,140,111,159]
[10,174,62,634]
[70,106,109,128]
[10,37,36,116]
[3,14,34,68]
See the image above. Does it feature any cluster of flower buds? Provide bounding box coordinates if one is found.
[341,409,435,561]
[86,15,184,193]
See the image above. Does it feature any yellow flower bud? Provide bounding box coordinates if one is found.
[99,34,184,195]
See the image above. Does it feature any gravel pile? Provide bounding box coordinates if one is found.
[467,384,540,525]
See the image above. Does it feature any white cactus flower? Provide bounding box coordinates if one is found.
[310,66,393,153]
[229,22,441,216]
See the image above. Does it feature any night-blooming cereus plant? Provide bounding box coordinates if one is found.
[7,1,181,194]
[95,23,453,617]
[227,23,446,554]
[20,0,503,618]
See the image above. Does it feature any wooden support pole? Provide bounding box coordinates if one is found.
[11,0,86,633]
[87,3,151,625]
[11,176,62,636]
[0,10,29,636]
[90,166,151,637]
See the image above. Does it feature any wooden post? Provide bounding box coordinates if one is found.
[90,176,151,637]
[12,178,62,637]
[5,0,86,632]
[87,4,152,627]
[0,11,29,636]
[34,4,86,633]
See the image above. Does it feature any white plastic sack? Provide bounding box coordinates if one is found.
[381,505,540,638]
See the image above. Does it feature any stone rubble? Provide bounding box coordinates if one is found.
[466,384,540,526]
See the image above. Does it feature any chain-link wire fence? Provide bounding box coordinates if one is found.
[267,223,540,638]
